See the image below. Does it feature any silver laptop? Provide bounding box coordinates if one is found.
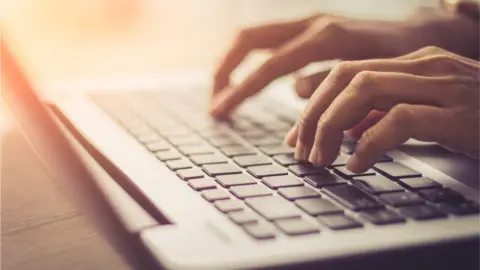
[3,38,479,270]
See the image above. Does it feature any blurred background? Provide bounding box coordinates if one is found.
[1,0,440,88]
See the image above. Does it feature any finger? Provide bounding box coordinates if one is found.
[308,72,462,166]
[345,110,386,140]
[294,70,330,98]
[211,16,365,119]
[287,46,477,152]
[347,104,451,172]
[210,31,317,118]
[213,16,317,96]
[293,59,415,160]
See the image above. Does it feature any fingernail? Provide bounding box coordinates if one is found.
[209,98,224,117]
[295,142,308,160]
[346,154,362,173]
[308,149,319,165]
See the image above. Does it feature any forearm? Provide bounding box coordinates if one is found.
[401,4,479,60]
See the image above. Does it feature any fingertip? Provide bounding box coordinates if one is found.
[294,77,314,99]
[346,154,363,173]
[284,126,298,146]
[346,153,375,173]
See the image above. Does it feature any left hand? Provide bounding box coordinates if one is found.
[285,46,480,172]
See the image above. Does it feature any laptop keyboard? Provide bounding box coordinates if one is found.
[90,91,479,240]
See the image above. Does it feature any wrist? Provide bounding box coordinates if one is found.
[405,10,479,59]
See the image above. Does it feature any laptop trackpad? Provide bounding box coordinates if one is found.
[399,143,479,191]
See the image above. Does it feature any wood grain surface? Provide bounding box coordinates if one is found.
[1,119,130,270]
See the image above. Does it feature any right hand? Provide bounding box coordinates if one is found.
[210,8,479,119]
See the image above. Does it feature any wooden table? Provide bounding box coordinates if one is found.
[1,110,130,270]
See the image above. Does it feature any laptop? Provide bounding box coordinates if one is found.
[3,38,479,270]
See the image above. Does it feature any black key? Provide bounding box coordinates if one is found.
[317,215,362,230]
[246,137,283,146]
[330,155,349,167]
[340,143,356,155]
[361,209,406,225]
[400,177,441,190]
[202,163,242,177]
[305,173,347,188]
[155,150,182,161]
[246,196,301,220]
[178,144,215,156]
[295,198,343,216]
[323,185,383,211]
[165,159,193,171]
[398,205,447,220]
[228,211,258,224]
[289,164,329,177]
[243,223,276,240]
[274,218,319,236]
[233,155,272,167]
[374,162,421,179]
[176,168,205,180]
[377,154,393,162]
[201,189,230,202]
[220,145,256,157]
[334,166,376,178]
[379,192,424,206]
[273,154,306,166]
[418,188,464,203]
[189,153,228,165]
[208,136,240,147]
[352,175,404,194]
[214,200,244,213]
[188,178,217,191]
[279,187,321,200]
[216,174,257,187]
[437,201,479,216]
[230,184,272,199]
[168,135,203,146]
[262,175,304,189]
[259,145,295,156]
[145,141,171,152]
[247,165,288,178]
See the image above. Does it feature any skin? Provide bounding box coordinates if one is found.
[210,7,480,171]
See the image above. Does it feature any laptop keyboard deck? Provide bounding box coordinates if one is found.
[90,91,479,240]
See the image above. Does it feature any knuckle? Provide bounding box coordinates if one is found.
[236,28,254,42]
[311,16,347,36]
[258,58,279,78]
[328,61,354,83]
[419,45,445,55]
[416,54,457,73]
[349,71,376,93]
[388,104,412,126]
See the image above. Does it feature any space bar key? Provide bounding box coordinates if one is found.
[323,185,383,211]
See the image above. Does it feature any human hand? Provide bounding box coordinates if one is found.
[285,46,480,173]
[210,8,479,119]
